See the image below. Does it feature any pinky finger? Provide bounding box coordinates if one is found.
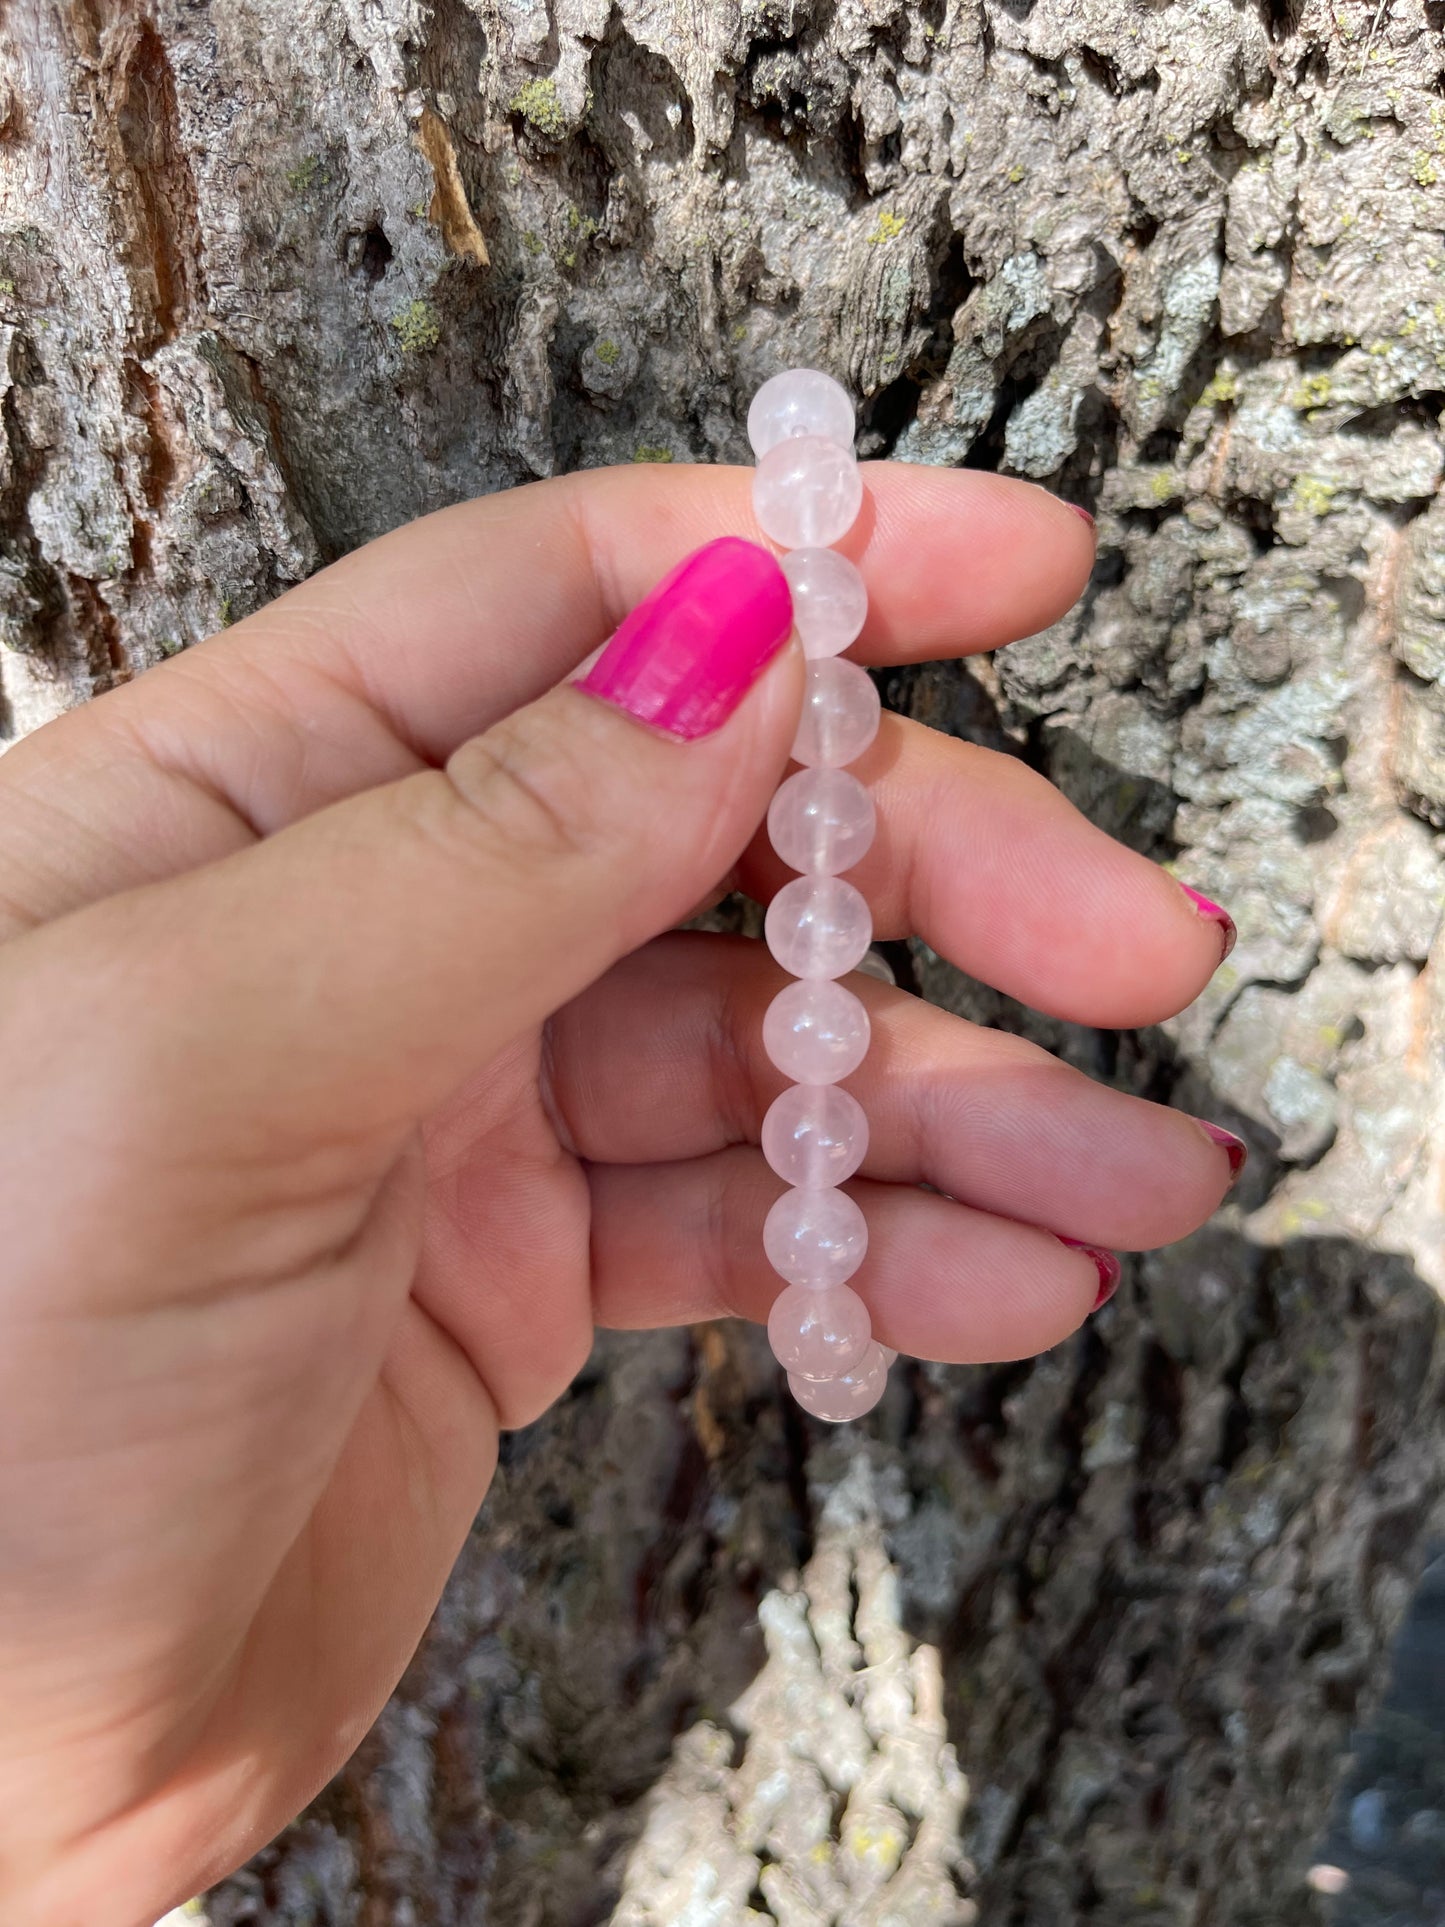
[587,1147,1107,1365]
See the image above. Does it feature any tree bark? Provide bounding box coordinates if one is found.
[5,1,1445,1922]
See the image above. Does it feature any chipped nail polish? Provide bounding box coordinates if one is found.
[1059,1236,1122,1310]
[1195,1120,1248,1185]
[1179,882,1238,961]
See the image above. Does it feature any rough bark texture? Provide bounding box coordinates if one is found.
[7,1,1445,1922]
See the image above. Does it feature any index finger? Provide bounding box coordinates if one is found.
[233,460,1095,761]
[0,464,1092,934]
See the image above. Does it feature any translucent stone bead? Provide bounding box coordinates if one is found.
[762,979,870,1084]
[747,368,856,459]
[761,1083,869,1188]
[763,1185,867,1288]
[788,1342,890,1422]
[752,435,863,551]
[767,767,876,876]
[765,874,872,979]
[791,659,881,769]
[767,1282,871,1381]
[782,548,868,659]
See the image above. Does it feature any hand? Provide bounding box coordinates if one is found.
[0,464,1237,1924]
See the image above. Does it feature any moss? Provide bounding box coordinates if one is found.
[521,229,545,256]
[389,297,442,354]
[865,208,906,245]
[510,76,567,139]
[1292,474,1337,516]
[217,595,234,628]
[633,445,674,463]
[594,337,622,367]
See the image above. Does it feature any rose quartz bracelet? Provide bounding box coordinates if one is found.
[748,369,896,1422]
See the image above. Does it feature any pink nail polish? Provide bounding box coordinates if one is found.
[576,537,794,740]
[1194,1120,1248,1184]
[1066,501,1096,531]
[1179,883,1237,960]
[1058,1236,1121,1310]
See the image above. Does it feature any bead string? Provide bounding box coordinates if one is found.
[748,369,895,1422]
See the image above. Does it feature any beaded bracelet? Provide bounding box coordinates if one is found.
[747,369,896,1422]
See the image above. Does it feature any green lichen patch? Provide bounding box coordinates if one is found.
[389,297,442,354]
[1292,474,1338,516]
[633,445,674,463]
[594,338,622,367]
[286,154,327,193]
[865,208,906,245]
[510,77,567,139]
[1291,371,1333,411]
[1200,369,1238,406]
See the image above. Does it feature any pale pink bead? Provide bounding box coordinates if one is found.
[782,548,868,659]
[767,1282,871,1380]
[762,979,870,1083]
[763,1185,867,1288]
[752,435,863,550]
[747,368,856,459]
[765,874,872,979]
[788,1343,890,1422]
[767,767,876,876]
[761,1083,869,1188]
[791,658,881,769]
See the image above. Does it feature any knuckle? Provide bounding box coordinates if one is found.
[440,708,613,870]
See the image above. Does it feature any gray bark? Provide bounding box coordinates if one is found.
[6,0,1445,1922]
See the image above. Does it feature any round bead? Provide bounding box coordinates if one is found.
[788,1343,890,1422]
[782,548,868,659]
[762,979,870,1084]
[767,1282,871,1381]
[752,435,864,550]
[765,875,872,979]
[767,767,876,876]
[763,1185,868,1288]
[747,368,856,459]
[791,659,881,769]
[761,1083,869,1189]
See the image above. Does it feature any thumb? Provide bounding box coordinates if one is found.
[10,536,801,1161]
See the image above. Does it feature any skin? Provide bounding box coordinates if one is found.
[0,463,1236,1925]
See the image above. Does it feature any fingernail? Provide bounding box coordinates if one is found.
[1058,1236,1121,1310]
[1066,501,1096,531]
[1194,1120,1248,1185]
[1179,882,1237,960]
[576,536,794,740]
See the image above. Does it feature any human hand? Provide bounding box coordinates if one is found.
[0,464,1239,1924]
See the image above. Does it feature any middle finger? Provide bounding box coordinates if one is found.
[543,933,1238,1255]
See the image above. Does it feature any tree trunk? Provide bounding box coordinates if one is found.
[6,1,1445,1922]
